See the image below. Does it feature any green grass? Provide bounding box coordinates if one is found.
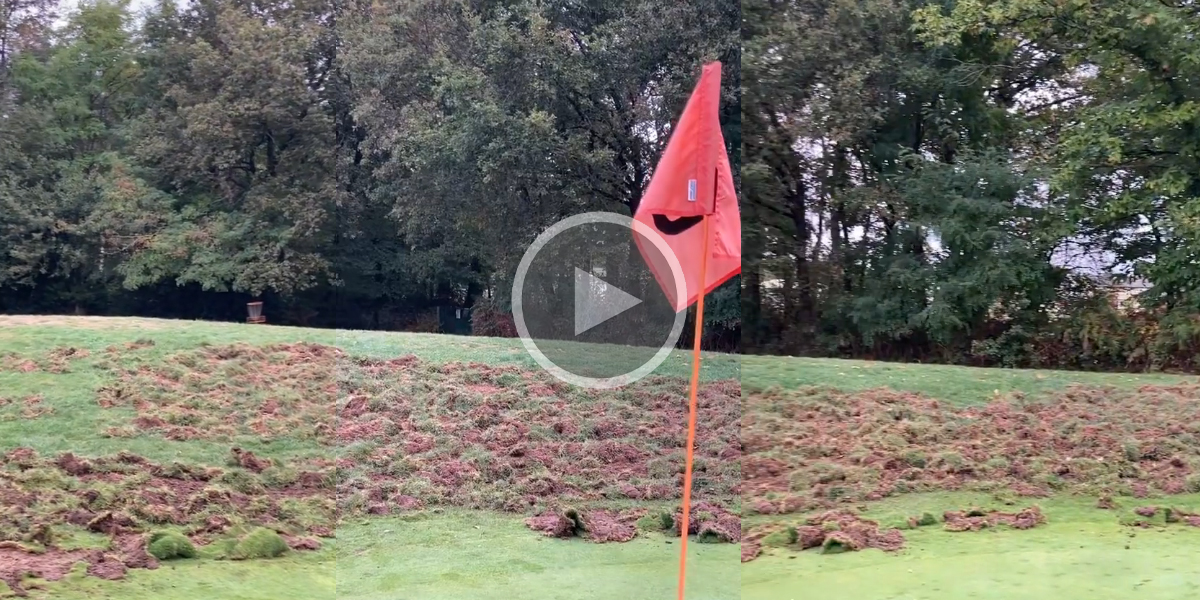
[20,545,335,600]
[337,511,739,600]
[0,317,738,380]
[741,355,1194,404]
[743,492,1200,600]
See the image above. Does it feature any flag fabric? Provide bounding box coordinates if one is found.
[633,62,741,312]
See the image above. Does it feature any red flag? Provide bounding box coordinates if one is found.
[633,62,741,312]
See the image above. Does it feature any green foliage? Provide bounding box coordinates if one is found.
[740,0,1200,370]
[1,0,741,344]
[229,527,288,560]
[147,531,196,560]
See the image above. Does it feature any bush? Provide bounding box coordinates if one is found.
[470,297,517,338]
[147,531,196,560]
[230,527,288,560]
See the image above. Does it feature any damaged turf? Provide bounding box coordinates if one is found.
[743,385,1200,515]
[942,506,1047,531]
[742,509,905,562]
[525,502,741,545]
[2,341,742,590]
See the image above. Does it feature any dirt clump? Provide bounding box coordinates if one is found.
[230,448,272,473]
[525,508,643,543]
[741,510,905,563]
[943,506,1046,531]
[741,540,762,562]
[0,532,158,595]
[672,501,742,543]
[1133,506,1158,518]
[86,511,138,535]
[285,536,322,551]
[580,510,637,543]
[525,511,579,539]
[55,453,93,476]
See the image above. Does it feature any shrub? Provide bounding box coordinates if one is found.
[147,532,196,560]
[230,527,288,560]
[471,298,517,337]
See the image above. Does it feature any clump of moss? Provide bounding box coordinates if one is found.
[761,526,798,547]
[820,535,851,554]
[147,531,196,560]
[912,512,938,527]
[635,511,673,532]
[229,527,288,560]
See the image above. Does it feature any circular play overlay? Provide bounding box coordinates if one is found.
[511,212,687,389]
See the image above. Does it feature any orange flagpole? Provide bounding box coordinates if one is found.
[677,213,710,600]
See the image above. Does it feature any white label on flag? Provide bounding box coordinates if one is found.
[687,179,697,201]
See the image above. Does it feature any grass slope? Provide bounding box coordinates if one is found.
[742,355,1191,405]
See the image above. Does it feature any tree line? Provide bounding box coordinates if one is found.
[741,0,1200,371]
[0,0,740,348]
[4,0,1199,369]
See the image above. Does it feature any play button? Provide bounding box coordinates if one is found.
[511,212,686,389]
[574,268,642,335]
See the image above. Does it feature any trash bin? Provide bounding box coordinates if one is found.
[247,302,266,324]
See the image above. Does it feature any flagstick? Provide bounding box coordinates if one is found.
[677,213,710,600]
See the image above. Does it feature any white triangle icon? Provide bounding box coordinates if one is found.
[574,268,643,336]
